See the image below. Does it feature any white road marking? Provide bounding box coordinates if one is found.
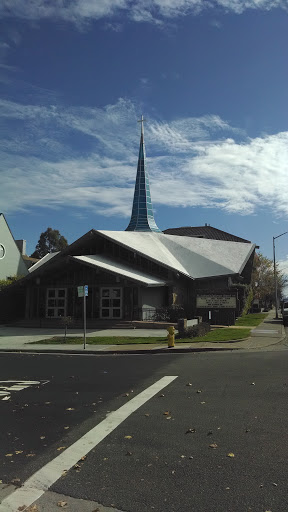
[0,375,178,512]
[0,380,49,400]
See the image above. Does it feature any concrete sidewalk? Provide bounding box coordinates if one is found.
[0,310,286,354]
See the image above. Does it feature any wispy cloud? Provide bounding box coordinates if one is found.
[1,96,288,222]
[0,1,286,27]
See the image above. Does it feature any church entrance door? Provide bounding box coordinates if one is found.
[100,287,122,319]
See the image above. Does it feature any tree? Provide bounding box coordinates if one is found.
[31,228,68,259]
[251,252,287,307]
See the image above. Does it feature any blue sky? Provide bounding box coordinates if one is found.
[0,0,288,279]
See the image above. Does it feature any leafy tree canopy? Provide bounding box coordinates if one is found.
[251,252,287,306]
[31,227,68,259]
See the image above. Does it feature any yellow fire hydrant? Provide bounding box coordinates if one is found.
[167,326,175,348]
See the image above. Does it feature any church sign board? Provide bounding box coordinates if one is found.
[196,294,236,309]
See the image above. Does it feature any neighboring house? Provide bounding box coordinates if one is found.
[0,214,28,280]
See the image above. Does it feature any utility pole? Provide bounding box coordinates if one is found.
[273,231,288,319]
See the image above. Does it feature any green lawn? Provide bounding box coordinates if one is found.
[31,327,251,345]
[189,327,251,342]
[235,313,267,327]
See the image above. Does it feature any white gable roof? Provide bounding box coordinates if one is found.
[73,255,166,287]
[97,231,255,279]
[28,252,59,273]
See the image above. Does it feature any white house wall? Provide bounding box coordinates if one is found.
[0,215,28,280]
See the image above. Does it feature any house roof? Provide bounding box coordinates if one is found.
[28,252,59,273]
[97,231,255,279]
[163,225,251,243]
[72,255,166,287]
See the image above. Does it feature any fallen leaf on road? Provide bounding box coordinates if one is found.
[172,470,176,474]
[126,451,132,456]
[62,470,67,476]
[80,455,87,461]
[45,402,51,405]
[15,451,23,455]
[124,435,132,439]
[66,408,75,411]
[26,454,36,457]
[227,453,235,458]
[26,506,39,511]
[272,482,278,487]
[64,426,69,430]
[57,447,66,451]
[196,390,202,393]
[11,478,21,486]
[122,393,129,397]
[250,382,255,385]
[180,455,185,458]
[40,436,45,440]
[200,401,206,404]
[209,443,218,449]
[2,396,10,401]
[57,501,67,507]
[158,394,165,397]
[91,509,100,512]
[17,506,26,511]
[186,383,192,386]
[163,411,170,416]
[5,454,13,457]
[166,417,172,420]
[144,413,150,417]
[185,428,196,433]
[74,464,81,469]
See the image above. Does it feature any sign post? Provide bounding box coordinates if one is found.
[77,285,88,349]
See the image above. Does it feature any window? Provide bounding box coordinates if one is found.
[46,288,67,318]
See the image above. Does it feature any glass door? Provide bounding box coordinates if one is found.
[100,288,122,319]
[46,288,67,318]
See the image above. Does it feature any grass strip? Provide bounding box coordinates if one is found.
[31,327,251,345]
[235,313,267,327]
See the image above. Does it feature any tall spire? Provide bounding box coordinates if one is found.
[126,115,161,232]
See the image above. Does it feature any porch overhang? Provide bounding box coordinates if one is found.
[71,255,167,287]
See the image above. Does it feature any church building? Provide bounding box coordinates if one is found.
[0,117,256,326]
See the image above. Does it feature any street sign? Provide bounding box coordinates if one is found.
[77,286,84,298]
[84,285,88,296]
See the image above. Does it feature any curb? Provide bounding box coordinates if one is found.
[0,346,241,355]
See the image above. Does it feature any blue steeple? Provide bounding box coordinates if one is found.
[126,116,161,232]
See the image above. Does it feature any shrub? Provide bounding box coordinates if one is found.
[153,305,185,322]
[176,322,211,339]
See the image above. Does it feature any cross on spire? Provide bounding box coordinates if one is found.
[137,115,146,136]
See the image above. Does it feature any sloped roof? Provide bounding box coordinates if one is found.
[163,225,251,243]
[97,231,255,279]
[28,252,59,273]
[72,255,166,286]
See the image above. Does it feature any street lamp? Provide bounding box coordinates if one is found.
[273,231,288,319]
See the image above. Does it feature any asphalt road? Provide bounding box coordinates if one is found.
[0,349,288,512]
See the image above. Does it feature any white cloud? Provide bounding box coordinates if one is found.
[0,0,286,27]
[1,97,288,224]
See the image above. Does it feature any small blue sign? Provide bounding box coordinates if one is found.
[84,285,88,297]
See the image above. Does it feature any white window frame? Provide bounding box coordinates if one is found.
[46,288,67,318]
